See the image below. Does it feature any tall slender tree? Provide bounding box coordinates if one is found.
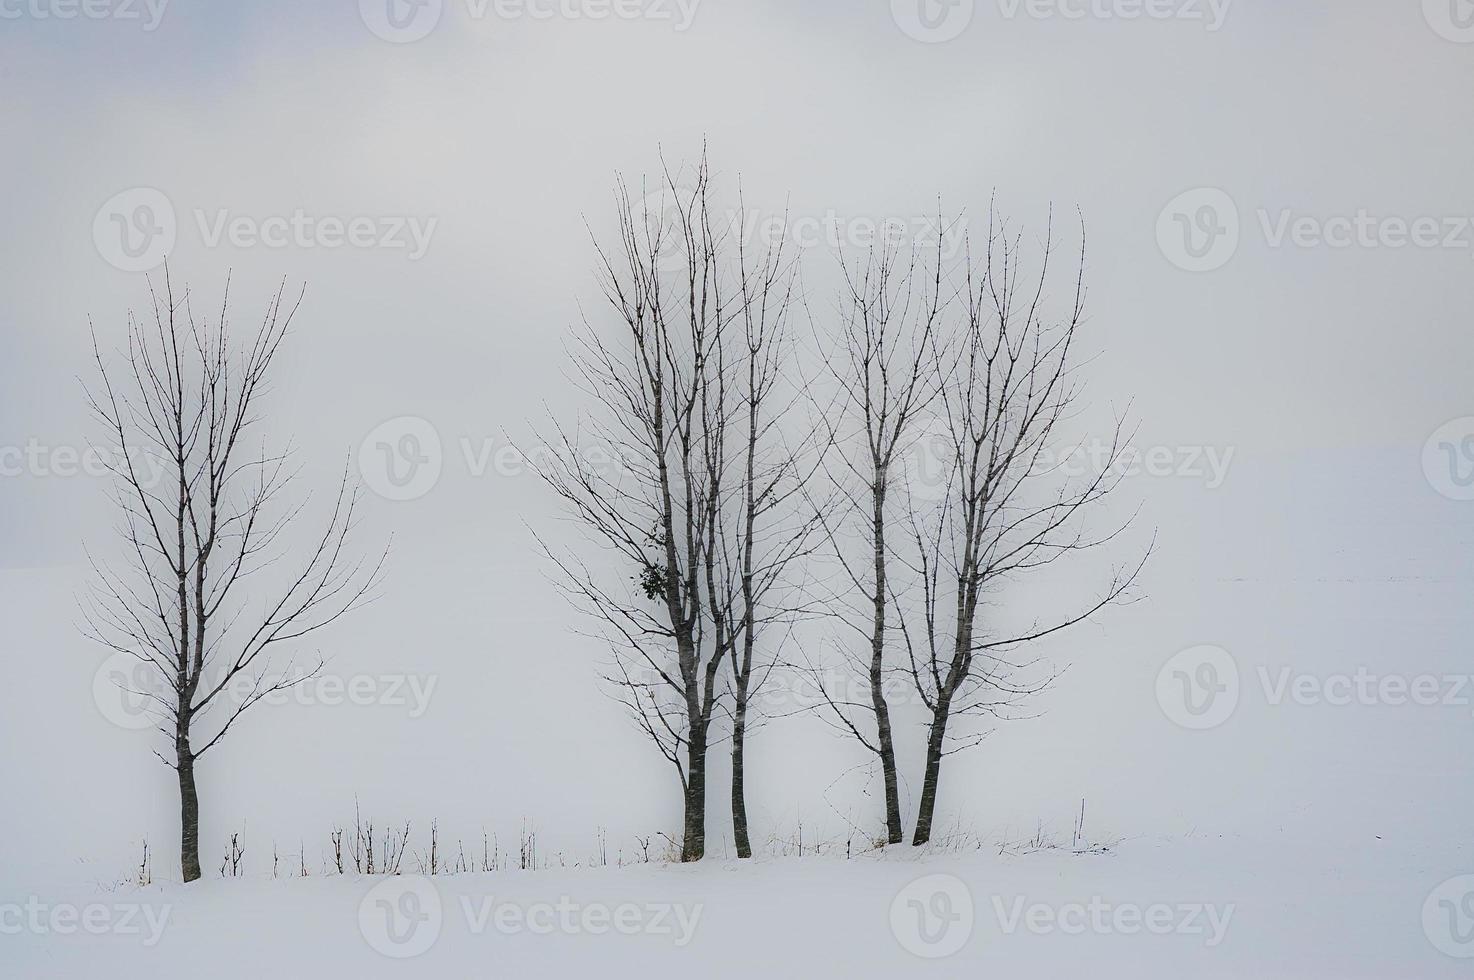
[719,211,825,858]
[899,210,1148,845]
[82,273,384,881]
[538,154,734,861]
[538,152,814,860]
[806,236,944,845]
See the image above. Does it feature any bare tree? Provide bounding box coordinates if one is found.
[897,210,1148,846]
[538,152,815,860]
[804,236,944,846]
[716,210,827,858]
[537,154,733,862]
[81,273,385,881]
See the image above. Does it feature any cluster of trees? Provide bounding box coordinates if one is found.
[81,151,1143,882]
[538,151,1147,860]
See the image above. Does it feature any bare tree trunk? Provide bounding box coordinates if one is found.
[176,735,202,882]
[870,486,904,845]
[682,719,708,861]
[910,696,949,846]
[730,675,751,858]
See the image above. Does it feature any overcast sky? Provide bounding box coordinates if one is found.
[2,0,1472,886]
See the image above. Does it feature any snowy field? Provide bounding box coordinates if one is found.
[4,410,1472,978]
[7,836,1473,977]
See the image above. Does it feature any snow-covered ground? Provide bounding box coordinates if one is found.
[7,834,1472,977]
[4,448,1471,977]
